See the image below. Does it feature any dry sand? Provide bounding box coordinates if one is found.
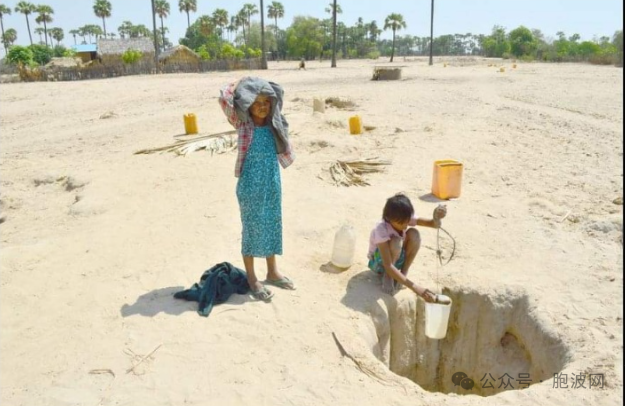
[1,57,622,406]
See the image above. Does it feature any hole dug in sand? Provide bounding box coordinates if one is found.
[364,288,570,397]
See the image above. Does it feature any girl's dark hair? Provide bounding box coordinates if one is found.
[383,193,414,223]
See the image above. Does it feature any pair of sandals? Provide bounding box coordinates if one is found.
[251,276,296,301]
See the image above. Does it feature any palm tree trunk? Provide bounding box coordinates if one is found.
[186,11,190,29]
[25,15,33,45]
[274,16,278,59]
[43,21,48,47]
[102,17,107,37]
[331,0,337,67]
[390,30,396,62]
[260,0,267,69]
[73,34,76,45]
[160,16,165,50]
[1,17,6,55]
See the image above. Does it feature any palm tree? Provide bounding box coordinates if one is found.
[326,1,340,67]
[267,1,284,46]
[118,21,133,39]
[35,5,53,47]
[242,3,258,41]
[34,26,44,43]
[69,28,79,45]
[197,15,212,37]
[428,0,434,65]
[235,10,247,45]
[212,8,228,40]
[384,13,406,62]
[178,0,196,30]
[93,0,112,36]
[325,2,342,16]
[154,0,170,50]
[0,4,11,53]
[260,0,267,69]
[2,27,16,47]
[226,17,237,41]
[15,1,36,45]
[50,27,63,46]
[368,20,380,42]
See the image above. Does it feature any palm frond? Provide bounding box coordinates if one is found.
[329,158,391,186]
[134,130,237,156]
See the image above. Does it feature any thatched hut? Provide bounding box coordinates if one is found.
[97,38,155,65]
[159,45,201,66]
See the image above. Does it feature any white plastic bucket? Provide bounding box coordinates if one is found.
[424,295,452,339]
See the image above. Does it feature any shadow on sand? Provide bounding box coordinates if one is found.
[417,193,448,203]
[121,286,193,317]
[339,269,398,317]
[120,286,252,318]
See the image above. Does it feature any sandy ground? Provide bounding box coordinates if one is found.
[0,57,622,406]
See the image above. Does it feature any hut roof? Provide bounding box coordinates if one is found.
[97,38,154,55]
[72,44,97,53]
[158,45,201,61]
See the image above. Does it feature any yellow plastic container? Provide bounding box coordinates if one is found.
[184,113,198,135]
[432,160,463,200]
[349,115,363,135]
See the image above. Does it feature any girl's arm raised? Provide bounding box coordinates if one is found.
[218,80,242,128]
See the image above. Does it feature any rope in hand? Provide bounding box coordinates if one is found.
[435,226,456,292]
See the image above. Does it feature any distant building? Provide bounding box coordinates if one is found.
[72,43,97,63]
[97,38,155,65]
[158,45,201,71]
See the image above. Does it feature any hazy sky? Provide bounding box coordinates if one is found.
[2,0,623,47]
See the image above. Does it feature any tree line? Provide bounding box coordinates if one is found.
[1,0,622,68]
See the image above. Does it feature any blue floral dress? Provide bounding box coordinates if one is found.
[236,126,282,257]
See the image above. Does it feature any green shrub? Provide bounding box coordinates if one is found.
[62,48,77,57]
[196,45,211,60]
[366,50,380,59]
[501,52,513,60]
[6,46,35,66]
[122,49,143,64]
[29,44,53,65]
[221,43,245,59]
[53,45,68,58]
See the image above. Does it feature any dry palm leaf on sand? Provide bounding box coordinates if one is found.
[134,130,237,156]
[329,157,391,186]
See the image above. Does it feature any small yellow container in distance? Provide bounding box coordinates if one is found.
[184,113,198,135]
[348,115,363,135]
[432,160,463,200]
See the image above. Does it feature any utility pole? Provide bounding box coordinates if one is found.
[151,0,159,70]
[331,0,337,67]
[429,0,434,65]
[260,0,267,69]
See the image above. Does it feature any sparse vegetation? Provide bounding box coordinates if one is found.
[121,48,142,64]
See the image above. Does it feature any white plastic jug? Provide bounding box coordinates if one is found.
[330,224,356,268]
[424,295,452,339]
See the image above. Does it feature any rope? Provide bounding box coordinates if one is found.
[434,226,456,292]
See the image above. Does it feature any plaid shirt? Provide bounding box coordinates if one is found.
[218,82,295,178]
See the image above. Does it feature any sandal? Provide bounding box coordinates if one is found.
[251,286,274,301]
[264,276,296,290]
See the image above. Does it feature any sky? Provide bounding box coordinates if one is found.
[2,0,623,47]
